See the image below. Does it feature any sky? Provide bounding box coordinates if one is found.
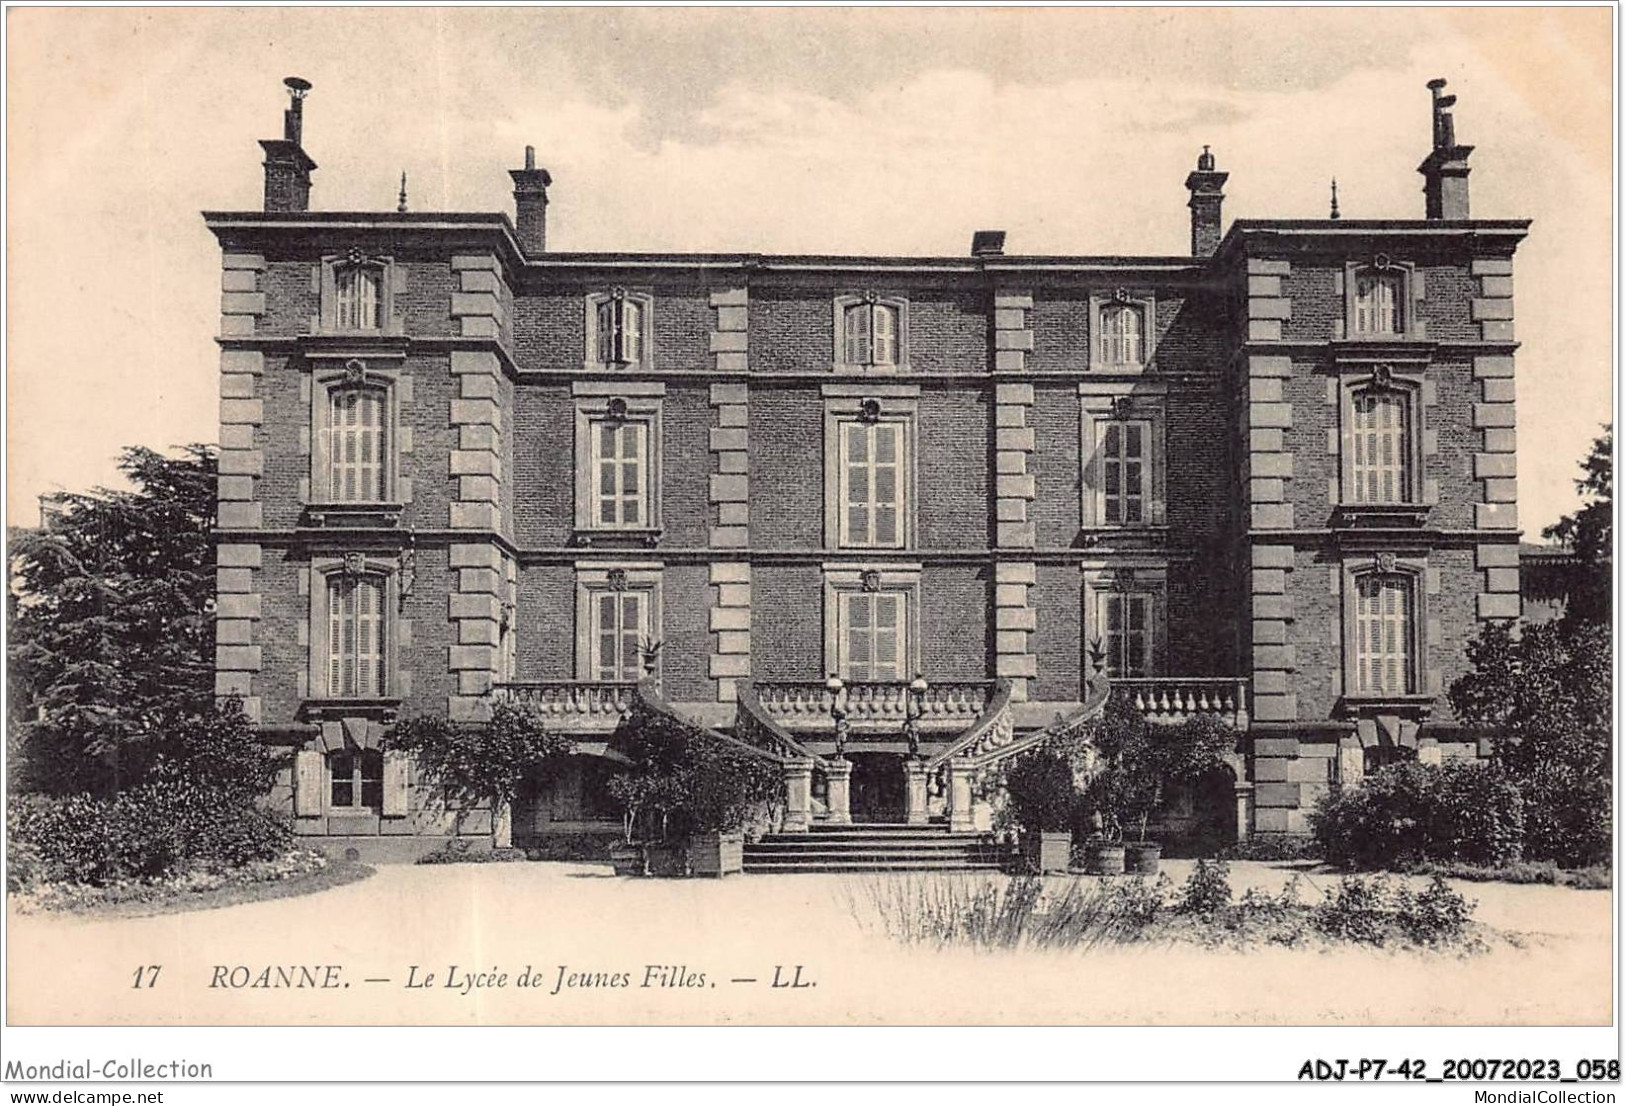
[5,6,1614,536]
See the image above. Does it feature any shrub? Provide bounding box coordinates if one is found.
[1310,760,1524,870]
[1312,874,1399,945]
[1175,859,1233,917]
[1310,874,1478,949]
[1520,761,1611,869]
[1003,752,1077,834]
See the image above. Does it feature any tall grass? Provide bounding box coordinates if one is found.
[842,873,1169,951]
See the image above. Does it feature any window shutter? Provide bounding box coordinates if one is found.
[295,750,325,817]
[382,751,411,817]
[873,305,896,365]
[845,304,869,365]
[596,300,615,364]
[623,301,643,365]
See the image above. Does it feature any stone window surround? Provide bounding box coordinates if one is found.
[305,552,400,704]
[822,383,918,551]
[584,289,656,372]
[308,361,403,509]
[1338,553,1432,709]
[1088,290,1158,372]
[572,381,665,537]
[573,561,663,683]
[1078,381,1168,528]
[1080,562,1168,679]
[315,251,403,336]
[1341,258,1425,340]
[1335,364,1431,507]
[832,292,911,374]
[821,562,923,681]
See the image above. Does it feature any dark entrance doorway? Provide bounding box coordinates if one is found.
[848,752,905,823]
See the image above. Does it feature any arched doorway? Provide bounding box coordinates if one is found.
[1159,766,1239,857]
[848,752,905,823]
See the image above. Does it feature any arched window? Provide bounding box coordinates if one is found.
[327,574,386,697]
[325,386,387,502]
[1353,269,1405,335]
[843,301,899,367]
[334,264,382,330]
[1352,573,1416,695]
[1349,389,1412,504]
[1099,303,1146,367]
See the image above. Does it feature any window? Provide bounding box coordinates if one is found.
[1348,390,1412,504]
[1100,591,1154,679]
[1099,303,1145,367]
[573,384,664,537]
[329,750,383,809]
[590,419,649,528]
[843,302,899,367]
[1352,573,1416,695]
[334,264,381,330]
[585,290,653,370]
[838,590,908,681]
[840,421,904,547]
[574,565,662,683]
[596,296,644,366]
[833,295,908,372]
[1100,419,1151,524]
[1353,269,1404,335]
[327,574,387,697]
[325,386,387,502]
[1090,292,1156,371]
[1080,387,1166,528]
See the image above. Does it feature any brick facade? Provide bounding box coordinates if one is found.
[208,83,1529,856]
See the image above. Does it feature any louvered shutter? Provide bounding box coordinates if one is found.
[294,750,325,817]
[382,751,411,817]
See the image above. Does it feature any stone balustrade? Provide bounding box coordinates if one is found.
[1112,677,1250,729]
[493,680,637,729]
[752,679,995,733]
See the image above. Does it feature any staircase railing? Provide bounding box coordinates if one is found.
[624,677,785,765]
[924,679,1016,769]
[962,674,1114,771]
[734,680,829,768]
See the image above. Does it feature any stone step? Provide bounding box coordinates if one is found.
[744,858,1004,873]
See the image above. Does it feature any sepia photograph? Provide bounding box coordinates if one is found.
[2,3,1617,1087]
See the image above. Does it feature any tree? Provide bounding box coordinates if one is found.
[8,445,216,795]
[1449,618,1612,866]
[1543,425,1611,626]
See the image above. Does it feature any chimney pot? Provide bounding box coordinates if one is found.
[261,78,316,213]
[1419,78,1473,219]
[971,230,1006,257]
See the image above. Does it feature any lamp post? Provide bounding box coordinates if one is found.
[825,675,849,760]
[904,674,928,759]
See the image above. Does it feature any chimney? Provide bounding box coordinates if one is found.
[1418,78,1473,220]
[509,146,553,254]
[260,77,317,213]
[971,229,1006,257]
[1184,145,1228,258]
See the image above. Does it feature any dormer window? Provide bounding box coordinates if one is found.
[586,290,654,370]
[833,294,909,372]
[1354,269,1404,335]
[317,251,398,335]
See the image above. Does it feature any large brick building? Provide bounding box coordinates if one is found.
[208,78,1527,858]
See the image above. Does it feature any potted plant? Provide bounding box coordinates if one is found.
[605,774,651,876]
[683,746,782,878]
[1003,752,1076,874]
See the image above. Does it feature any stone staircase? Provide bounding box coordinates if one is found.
[743,823,1007,873]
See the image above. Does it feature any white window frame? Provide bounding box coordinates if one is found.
[1079,384,1166,528]
[573,563,663,683]
[1089,291,1157,372]
[1081,564,1167,680]
[822,563,923,682]
[1337,368,1426,507]
[306,555,398,702]
[584,290,655,371]
[317,252,401,335]
[1342,259,1423,340]
[832,293,910,373]
[1340,557,1428,700]
[572,381,664,536]
[823,384,918,551]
